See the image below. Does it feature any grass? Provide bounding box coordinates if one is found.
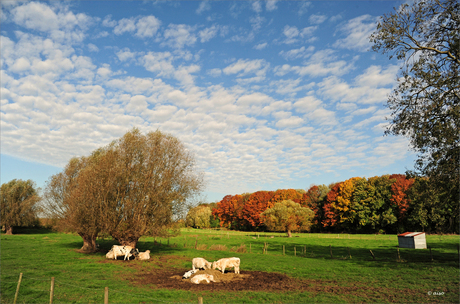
[1,227,459,303]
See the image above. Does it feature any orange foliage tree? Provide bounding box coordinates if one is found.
[212,194,244,228]
[389,174,415,220]
[240,191,275,228]
[322,183,341,228]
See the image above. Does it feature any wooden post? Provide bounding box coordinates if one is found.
[294,246,296,256]
[329,245,333,258]
[304,245,306,256]
[49,277,55,304]
[348,247,352,259]
[283,245,285,255]
[104,287,109,304]
[250,243,251,253]
[13,273,23,304]
[429,247,433,262]
[397,247,401,262]
[198,296,203,304]
[369,250,375,260]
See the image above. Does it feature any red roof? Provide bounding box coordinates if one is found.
[398,232,425,237]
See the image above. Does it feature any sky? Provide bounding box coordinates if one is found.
[0,0,417,203]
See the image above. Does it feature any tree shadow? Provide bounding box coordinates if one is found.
[2,227,55,235]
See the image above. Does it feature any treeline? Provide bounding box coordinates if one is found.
[186,174,459,234]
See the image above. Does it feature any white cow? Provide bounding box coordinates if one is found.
[212,257,240,274]
[137,250,150,260]
[192,258,212,271]
[107,245,138,260]
[182,269,199,279]
[190,274,215,284]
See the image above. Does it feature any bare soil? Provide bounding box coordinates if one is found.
[101,254,425,302]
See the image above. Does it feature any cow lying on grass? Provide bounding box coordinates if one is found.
[106,245,139,260]
[137,250,150,260]
[190,274,215,284]
[192,257,212,271]
[212,257,240,274]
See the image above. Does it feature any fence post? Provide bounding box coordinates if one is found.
[104,287,109,304]
[369,250,375,260]
[429,247,433,261]
[304,245,306,257]
[294,246,296,256]
[198,296,203,304]
[283,245,285,255]
[397,247,401,262]
[49,277,55,304]
[329,245,333,258]
[13,273,23,304]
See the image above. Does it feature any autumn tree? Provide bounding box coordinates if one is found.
[304,184,329,230]
[240,191,274,228]
[389,174,415,221]
[0,179,41,235]
[260,200,314,237]
[212,194,245,229]
[371,0,460,228]
[185,205,212,228]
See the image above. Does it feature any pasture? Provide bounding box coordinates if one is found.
[1,228,458,303]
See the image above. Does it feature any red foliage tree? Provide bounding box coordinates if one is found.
[322,183,342,228]
[240,191,275,227]
[389,174,415,219]
[212,194,244,228]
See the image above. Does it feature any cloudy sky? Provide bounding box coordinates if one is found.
[1,0,416,202]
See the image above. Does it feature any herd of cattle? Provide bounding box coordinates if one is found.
[105,246,240,284]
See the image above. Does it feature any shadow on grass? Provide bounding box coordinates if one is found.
[1,227,55,235]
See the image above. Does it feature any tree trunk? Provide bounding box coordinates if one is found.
[5,226,13,235]
[79,234,98,252]
[287,230,292,238]
[116,236,139,248]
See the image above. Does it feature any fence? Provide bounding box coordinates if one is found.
[6,273,194,304]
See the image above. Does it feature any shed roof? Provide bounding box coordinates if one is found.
[398,232,425,237]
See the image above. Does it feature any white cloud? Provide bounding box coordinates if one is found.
[252,1,262,13]
[199,25,218,42]
[254,42,268,50]
[223,59,269,79]
[113,17,136,35]
[135,16,161,38]
[279,46,314,60]
[334,15,377,51]
[309,14,327,24]
[163,24,197,49]
[266,0,278,11]
[196,1,211,14]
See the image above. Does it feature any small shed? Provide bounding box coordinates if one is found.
[398,232,427,249]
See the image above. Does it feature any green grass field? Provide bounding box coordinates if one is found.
[1,228,458,303]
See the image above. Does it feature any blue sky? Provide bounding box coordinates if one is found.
[1,0,416,202]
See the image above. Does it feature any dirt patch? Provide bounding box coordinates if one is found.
[127,267,329,292]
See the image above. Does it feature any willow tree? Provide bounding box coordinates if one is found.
[0,179,41,235]
[43,149,116,251]
[260,200,314,237]
[44,128,204,249]
[102,128,204,247]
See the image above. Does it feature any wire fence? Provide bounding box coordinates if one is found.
[2,273,178,304]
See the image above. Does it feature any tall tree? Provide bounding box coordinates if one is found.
[44,128,204,249]
[260,200,314,237]
[370,0,459,226]
[1,179,41,235]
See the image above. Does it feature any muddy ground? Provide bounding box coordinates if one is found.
[100,254,420,301]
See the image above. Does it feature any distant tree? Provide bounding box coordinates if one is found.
[240,191,275,228]
[303,184,329,229]
[185,205,212,228]
[389,174,415,221]
[0,179,41,235]
[213,194,245,229]
[370,0,459,225]
[260,200,314,237]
